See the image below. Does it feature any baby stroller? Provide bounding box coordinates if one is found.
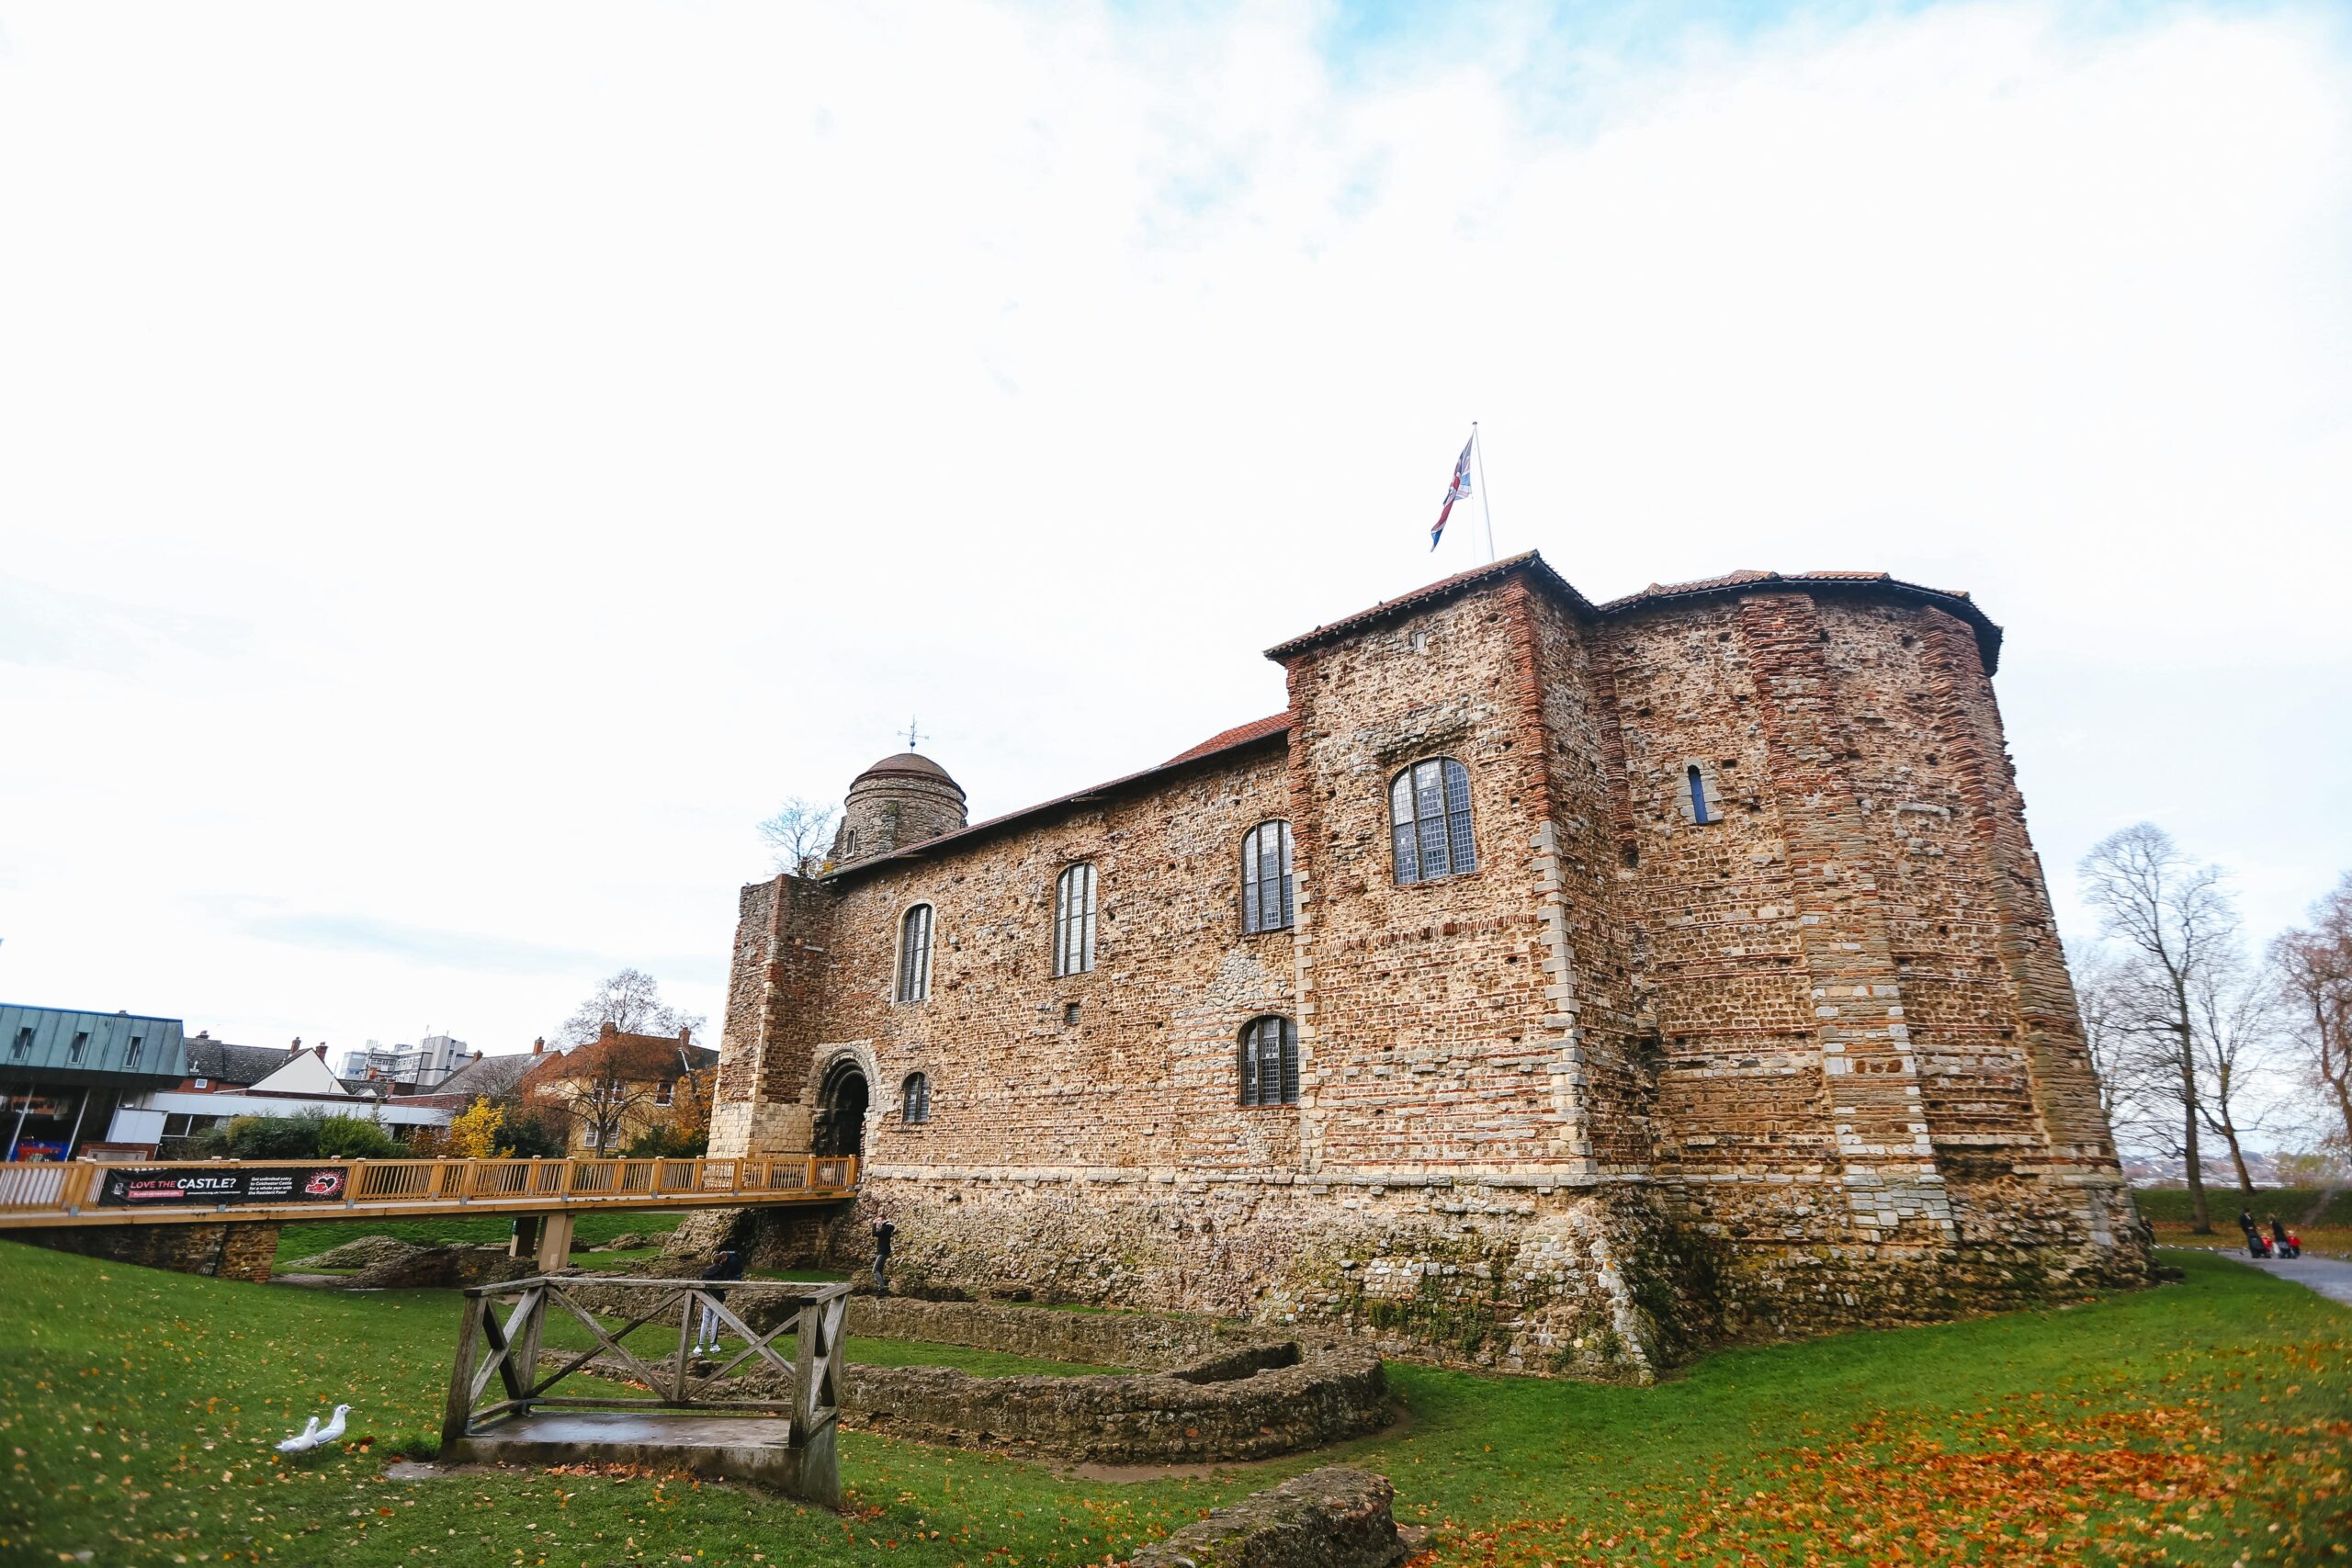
[2247,1231,2275,1258]
[2278,1230,2303,1260]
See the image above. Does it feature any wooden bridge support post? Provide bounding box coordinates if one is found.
[508,1215,540,1259]
[534,1212,575,1272]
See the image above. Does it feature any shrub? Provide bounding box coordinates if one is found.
[187,1110,402,1161]
[495,1102,571,1159]
[623,1123,708,1159]
[311,1114,402,1160]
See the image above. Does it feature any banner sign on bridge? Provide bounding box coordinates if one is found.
[96,1166,349,1207]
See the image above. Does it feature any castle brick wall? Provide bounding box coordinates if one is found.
[708,558,2145,1369]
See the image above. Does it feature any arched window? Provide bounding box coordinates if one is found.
[896,903,933,1003]
[1687,764,1713,826]
[1054,863,1097,976]
[1238,1016,1299,1107]
[901,1072,931,1124]
[1241,821,1295,934]
[1389,758,1476,885]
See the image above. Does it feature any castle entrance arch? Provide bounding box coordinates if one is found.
[813,1057,870,1159]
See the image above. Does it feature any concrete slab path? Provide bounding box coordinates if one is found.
[2211,1251,2352,1308]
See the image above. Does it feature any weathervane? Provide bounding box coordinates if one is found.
[904,717,923,750]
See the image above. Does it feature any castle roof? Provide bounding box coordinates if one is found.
[1266,550,2001,670]
[1164,712,1292,766]
[853,752,964,792]
[817,551,2003,885]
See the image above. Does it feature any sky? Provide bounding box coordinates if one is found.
[1,1,2347,1087]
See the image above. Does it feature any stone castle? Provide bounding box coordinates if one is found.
[702,552,2147,1377]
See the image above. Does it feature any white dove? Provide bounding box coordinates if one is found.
[275,1405,350,1454]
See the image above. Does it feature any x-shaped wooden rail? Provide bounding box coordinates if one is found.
[441,1275,852,1450]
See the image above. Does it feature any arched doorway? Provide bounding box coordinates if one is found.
[813,1058,870,1158]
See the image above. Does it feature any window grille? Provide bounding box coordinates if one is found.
[1241,821,1295,933]
[1389,758,1476,884]
[897,904,934,1002]
[1238,1015,1299,1107]
[1054,863,1097,976]
[902,1072,931,1124]
[1687,764,1713,825]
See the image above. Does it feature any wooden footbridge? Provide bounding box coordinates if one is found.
[0,1155,857,1268]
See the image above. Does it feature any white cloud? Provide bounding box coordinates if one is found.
[0,0,2345,1056]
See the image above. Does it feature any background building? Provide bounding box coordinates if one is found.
[0,1004,187,1160]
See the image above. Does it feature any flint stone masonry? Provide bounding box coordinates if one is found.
[1126,1467,1410,1568]
[707,553,2148,1371]
[10,1220,281,1283]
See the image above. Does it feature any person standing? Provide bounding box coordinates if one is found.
[870,1218,895,1298]
[694,1243,744,1356]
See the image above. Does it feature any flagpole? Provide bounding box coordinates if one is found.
[1473,422,1496,563]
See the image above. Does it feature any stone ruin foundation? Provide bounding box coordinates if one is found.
[573,1289,1392,1465]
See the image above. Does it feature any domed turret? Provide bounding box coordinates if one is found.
[830,751,967,867]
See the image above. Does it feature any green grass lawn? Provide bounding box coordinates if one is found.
[275,1212,686,1268]
[1,1241,2346,1565]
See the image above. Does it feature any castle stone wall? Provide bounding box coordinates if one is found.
[707,558,2146,1370]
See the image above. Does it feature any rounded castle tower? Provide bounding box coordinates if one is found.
[829,751,967,868]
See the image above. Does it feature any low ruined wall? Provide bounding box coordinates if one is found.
[581,1295,1389,1464]
[6,1220,280,1283]
[1128,1466,1408,1568]
[842,1295,1238,1371]
[826,1341,1386,1463]
[733,1175,1693,1382]
[717,1164,2147,1380]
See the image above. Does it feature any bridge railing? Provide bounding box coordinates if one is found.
[0,1153,859,1223]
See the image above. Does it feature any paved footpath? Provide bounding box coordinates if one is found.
[2215,1251,2352,1308]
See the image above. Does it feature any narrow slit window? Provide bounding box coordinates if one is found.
[1390,758,1476,884]
[902,1072,931,1124]
[1688,764,1713,825]
[1238,1016,1299,1107]
[9,1027,29,1060]
[1054,863,1097,976]
[68,1032,89,1065]
[1241,821,1295,933]
[126,1035,143,1068]
[896,904,934,1003]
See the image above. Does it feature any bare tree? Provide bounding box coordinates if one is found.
[559,968,706,1048]
[2188,947,2278,1197]
[2074,943,2167,1156]
[552,1050,662,1154]
[758,796,839,875]
[2078,824,2240,1233]
[2268,872,2352,1159]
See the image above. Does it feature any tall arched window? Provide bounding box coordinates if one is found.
[1390,758,1476,885]
[896,904,933,1003]
[901,1072,931,1124]
[1687,764,1713,826]
[1054,863,1097,976]
[1241,821,1295,934]
[1238,1015,1299,1107]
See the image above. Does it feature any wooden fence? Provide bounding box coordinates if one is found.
[0,1154,858,1225]
[441,1275,851,1506]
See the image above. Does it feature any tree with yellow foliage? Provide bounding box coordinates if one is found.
[447,1096,507,1159]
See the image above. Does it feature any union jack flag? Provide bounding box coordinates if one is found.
[1431,431,1474,549]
